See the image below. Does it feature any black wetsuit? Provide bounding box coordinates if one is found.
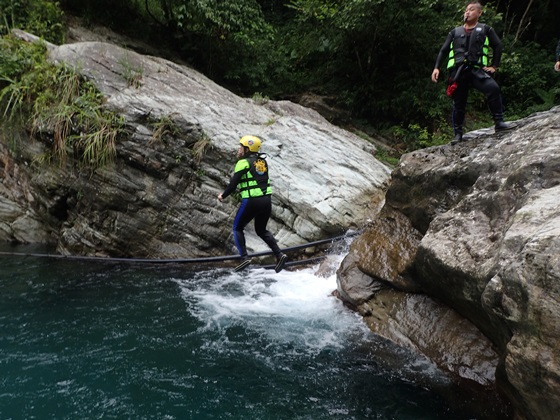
[434,23,505,133]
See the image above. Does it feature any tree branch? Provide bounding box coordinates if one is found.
[513,0,534,46]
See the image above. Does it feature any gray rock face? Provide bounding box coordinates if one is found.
[0,36,390,257]
[338,107,560,419]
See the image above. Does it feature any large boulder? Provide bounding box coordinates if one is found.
[338,107,560,419]
[0,32,391,257]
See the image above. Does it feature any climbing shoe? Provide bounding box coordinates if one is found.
[234,258,252,272]
[275,254,288,273]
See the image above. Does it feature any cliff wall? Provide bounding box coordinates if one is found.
[0,32,390,258]
[338,108,560,419]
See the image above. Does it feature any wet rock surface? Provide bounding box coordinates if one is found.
[338,108,560,419]
[0,32,390,257]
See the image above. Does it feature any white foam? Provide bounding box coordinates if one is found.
[175,260,370,353]
[173,256,452,385]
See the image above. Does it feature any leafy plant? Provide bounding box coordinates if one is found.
[149,113,181,144]
[391,123,448,153]
[118,53,144,88]
[71,106,122,166]
[498,39,559,118]
[0,35,124,167]
[191,133,212,164]
[374,147,400,167]
[251,91,269,105]
[0,0,65,44]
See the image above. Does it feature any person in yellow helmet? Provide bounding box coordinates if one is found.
[218,135,287,272]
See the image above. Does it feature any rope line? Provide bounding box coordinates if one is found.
[261,255,327,270]
[0,231,360,265]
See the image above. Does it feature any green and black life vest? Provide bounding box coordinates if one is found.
[235,153,272,198]
[447,23,489,69]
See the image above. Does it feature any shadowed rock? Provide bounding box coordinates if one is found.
[338,107,560,419]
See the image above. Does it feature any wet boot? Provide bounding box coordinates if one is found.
[235,256,252,272]
[274,254,288,273]
[451,126,463,145]
[494,114,516,131]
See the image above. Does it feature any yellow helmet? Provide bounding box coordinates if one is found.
[239,135,262,152]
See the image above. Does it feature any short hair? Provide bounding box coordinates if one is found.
[467,1,483,9]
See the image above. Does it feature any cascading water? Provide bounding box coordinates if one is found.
[1,244,483,419]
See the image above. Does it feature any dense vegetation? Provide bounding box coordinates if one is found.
[1,0,559,156]
[0,32,124,167]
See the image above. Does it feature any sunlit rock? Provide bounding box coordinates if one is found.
[0,32,390,257]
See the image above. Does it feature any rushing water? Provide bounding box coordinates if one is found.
[1,245,487,419]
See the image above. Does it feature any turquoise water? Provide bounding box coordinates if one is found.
[1,246,499,419]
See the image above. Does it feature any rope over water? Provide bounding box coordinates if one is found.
[0,231,361,268]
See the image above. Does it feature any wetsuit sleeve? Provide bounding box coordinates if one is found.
[486,26,503,67]
[434,30,454,69]
[221,160,250,199]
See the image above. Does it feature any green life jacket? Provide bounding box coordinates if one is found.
[236,153,272,198]
[447,23,489,69]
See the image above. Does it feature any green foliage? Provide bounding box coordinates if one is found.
[129,0,278,91]
[374,147,400,167]
[0,35,124,167]
[149,113,181,144]
[71,108,121,167]
[7,0,557,160]
[392,123,448,152]
[499,39,559,118]
[191,133,212,165]
[174,0,271,43]
[118,53,144,88]
[287,0,339,21]
[280,0,468,121]
[60,0,137,29]
[0,0,65,44]
[0,36,50,118]
[251,92,269,105]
